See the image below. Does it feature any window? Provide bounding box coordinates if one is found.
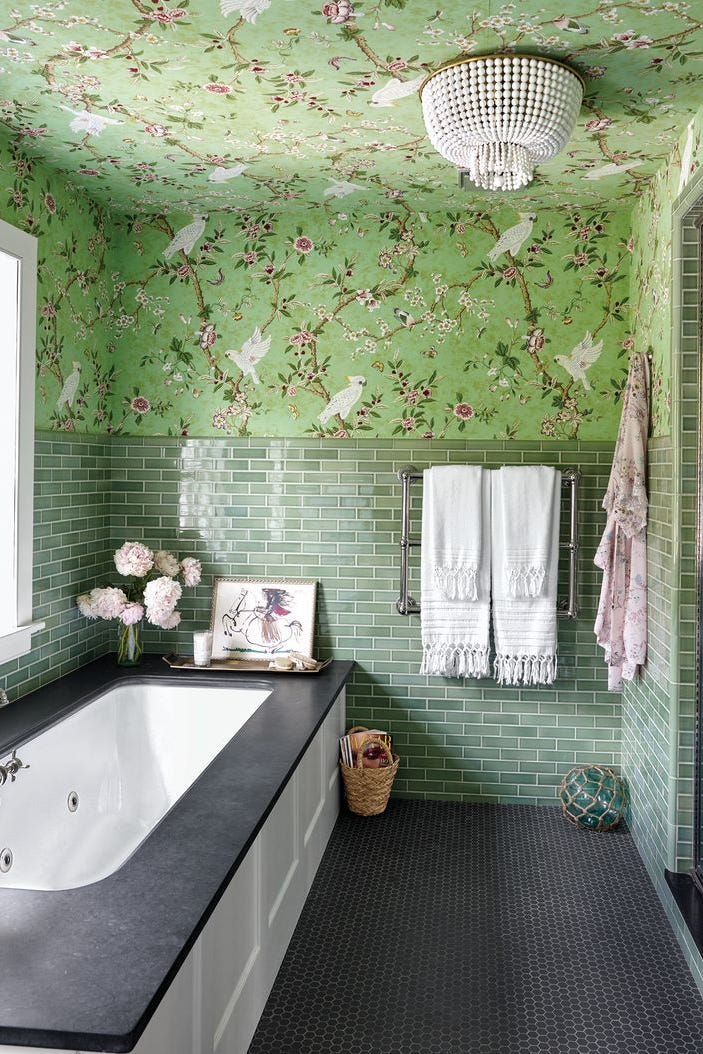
[0,218,43,664]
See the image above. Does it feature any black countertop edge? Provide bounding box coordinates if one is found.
[665,868,703,960]
[0,653,354,1052]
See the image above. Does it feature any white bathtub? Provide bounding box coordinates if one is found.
[0,681,270,891]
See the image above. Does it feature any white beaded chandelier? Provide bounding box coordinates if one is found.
[420,54,584,192]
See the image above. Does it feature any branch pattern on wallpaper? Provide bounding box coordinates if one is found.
[105,203,632,440]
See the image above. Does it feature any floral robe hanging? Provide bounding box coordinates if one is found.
[594,353,650,692]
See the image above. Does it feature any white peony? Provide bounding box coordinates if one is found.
[114,541,154,577]
[181,557,202,587]
[154,550,181,577]
[77,586,128,621]
[144,576,182,629]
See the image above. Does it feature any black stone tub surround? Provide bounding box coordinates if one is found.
[0,655,353,1052]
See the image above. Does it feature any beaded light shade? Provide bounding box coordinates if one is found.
[420,54,584,192]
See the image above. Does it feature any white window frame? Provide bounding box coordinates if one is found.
[0,217,44,665]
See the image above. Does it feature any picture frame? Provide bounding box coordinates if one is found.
[210,577,317,661]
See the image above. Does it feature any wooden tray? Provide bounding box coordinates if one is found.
[162,654,332,674]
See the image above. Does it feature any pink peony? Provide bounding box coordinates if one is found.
[181,557,202,587]
[131,396,151,414]
[120,602,144,626]
[204,82,232,94]
[155,550,181,577]
[294,235,313,254]
[114,542,154,577]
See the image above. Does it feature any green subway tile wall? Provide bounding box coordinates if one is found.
[109,435,619,805]
[0,433,113,701]
[622,162,703,992]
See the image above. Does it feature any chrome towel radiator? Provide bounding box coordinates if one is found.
[396,466,581,618]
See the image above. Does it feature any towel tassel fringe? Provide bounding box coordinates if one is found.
[493,652,557,686]
[421,641,490,679]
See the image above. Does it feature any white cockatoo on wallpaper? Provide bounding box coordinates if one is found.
[487,213,536,263]
[370,76,424,107]
[220,0,270,22]
[679,120,695,195]
[319,376,366,424]
[225,327,272,385]
[208,165,247,182]
[583,159,643,180]
[56,362,81,411]
[162,214,208,259]
[323,179,363,199]
[62,107,122,136]
[554,332,604,390]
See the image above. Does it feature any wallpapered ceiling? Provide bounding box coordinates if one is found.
[2,0,703,215]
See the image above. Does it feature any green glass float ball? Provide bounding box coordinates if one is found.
[560,764,627,832]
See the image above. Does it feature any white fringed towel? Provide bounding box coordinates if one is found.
[492,466,561,685]
[420,466,490,678]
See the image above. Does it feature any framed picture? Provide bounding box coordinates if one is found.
[210,577,317,661]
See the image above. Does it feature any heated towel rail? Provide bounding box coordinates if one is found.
[395,466,581,619]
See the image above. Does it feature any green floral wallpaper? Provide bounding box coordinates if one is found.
[104,203,632,439]
[631,104,703,437]
[0,127,115,431]
[1,1,703,215]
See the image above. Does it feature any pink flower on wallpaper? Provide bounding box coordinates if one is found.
[177,264,190,278]
[144,124,168,137]
[613,31,653,48]
[203,82,232,94]
[401,417,415,430]
[130,396,151,414]
[290,330,314,345]
[243,250,258,265]
[200,324,216,349]
[387,59,407,73]
[41,302,56,318]
[322,1,355,24]
[294,235,314,253]
[526,328,545,354]
[453,403,474,420]
[78,168,100,176]
[503,266,517,280]
[150,9,187,22]
[585,117,613,132]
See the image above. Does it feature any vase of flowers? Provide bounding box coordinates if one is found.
[76,542,202,666]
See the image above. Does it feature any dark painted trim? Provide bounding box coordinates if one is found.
[666,868,703,959]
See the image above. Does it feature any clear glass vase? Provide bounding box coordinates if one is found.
[117,621,143,666]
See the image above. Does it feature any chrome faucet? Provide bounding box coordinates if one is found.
[0,751,29,786]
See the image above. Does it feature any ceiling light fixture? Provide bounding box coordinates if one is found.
[420,53,585,192]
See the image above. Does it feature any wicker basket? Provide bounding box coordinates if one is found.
[340,726,400,817]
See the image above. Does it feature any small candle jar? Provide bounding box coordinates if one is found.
[193,630,213,667]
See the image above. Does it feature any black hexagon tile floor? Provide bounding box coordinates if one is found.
[247,801,703,1054]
